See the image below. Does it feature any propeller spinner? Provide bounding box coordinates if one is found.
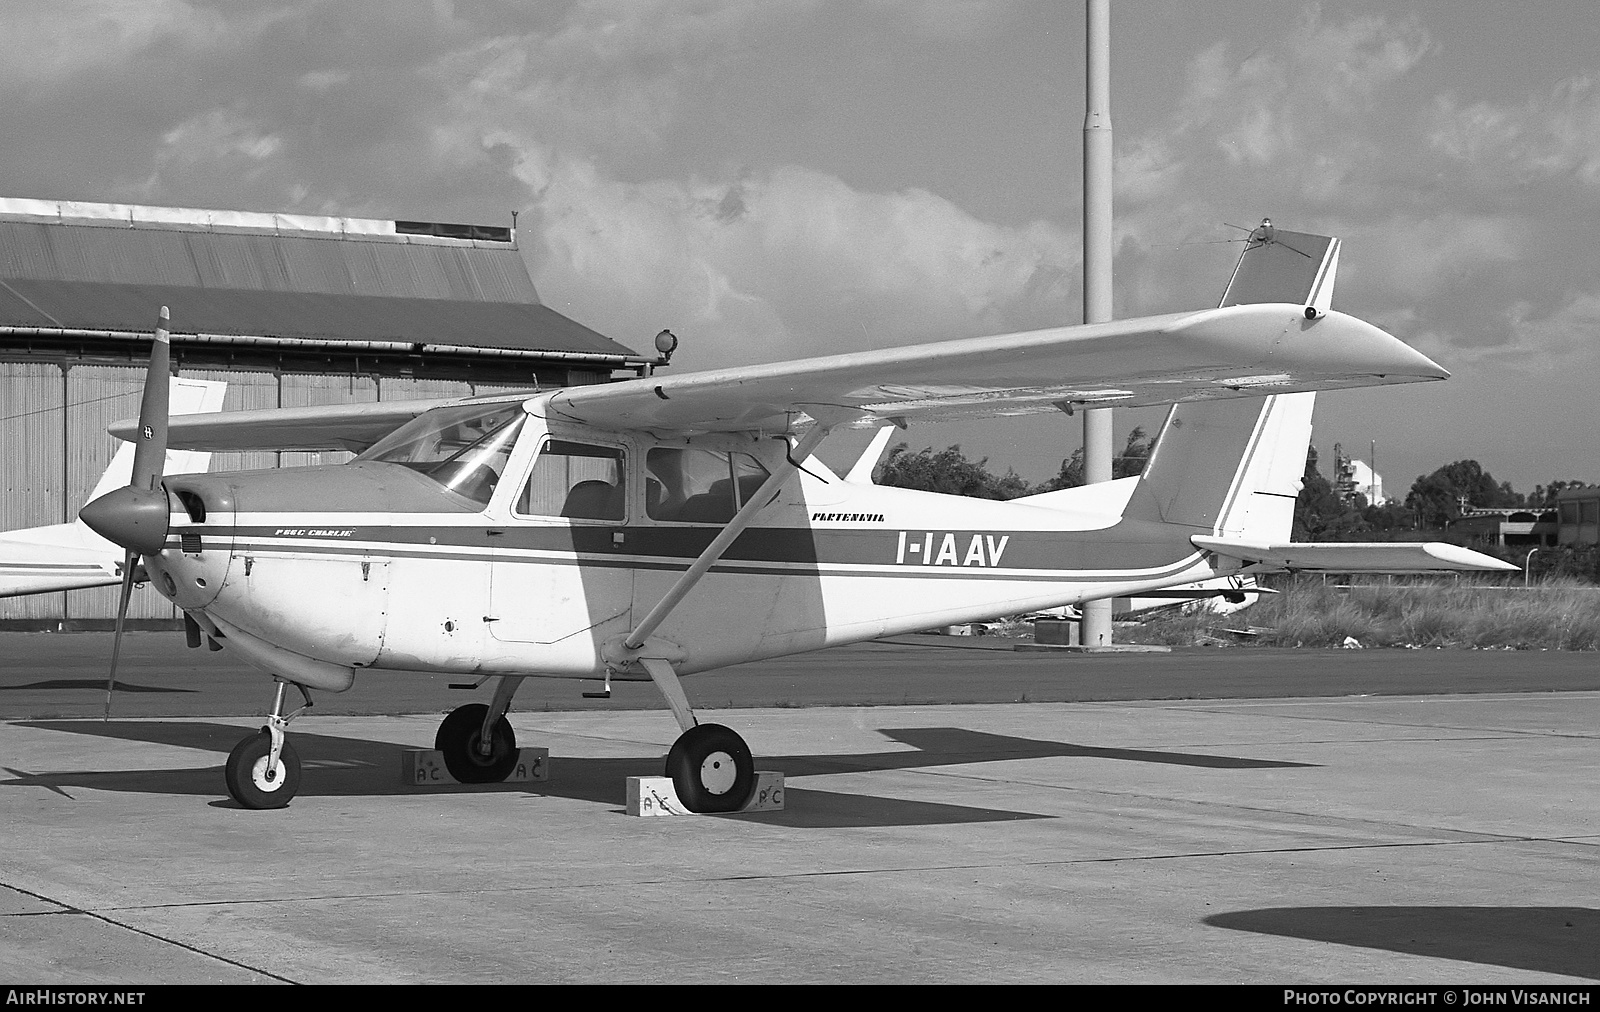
[78,306,173,718]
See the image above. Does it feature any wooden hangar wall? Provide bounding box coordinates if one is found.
[0,199,650,627]
[0,365,548,625]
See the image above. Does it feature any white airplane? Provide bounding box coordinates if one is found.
[77,237,1514,812]
[0,378,224,598]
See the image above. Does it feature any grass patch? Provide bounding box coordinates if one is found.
[1126,576,1600,650]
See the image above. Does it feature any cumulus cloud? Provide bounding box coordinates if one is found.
[2,1,1584,395]
[524,152,1079,369]
[412,5,1082,367]
[158,109,283,166]
[862,0,1012,39]
[1093,7,1594,375]
[1351,213,1528,301]
[1429,75,1600,188]
[1118,10,1429,211]
[1500,293,1600,366]
[0,0,239,91]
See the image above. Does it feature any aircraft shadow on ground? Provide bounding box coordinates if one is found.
[0,679,197,694]
[1206,906,1600,981]
[3,720,1313,829]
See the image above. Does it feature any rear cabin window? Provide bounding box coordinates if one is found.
[645,448,770,524]
[518,440,626,521]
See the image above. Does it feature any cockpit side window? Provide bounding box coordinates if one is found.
[645,448,770,524]
[518,440,627,521]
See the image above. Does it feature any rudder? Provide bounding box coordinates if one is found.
[1120,223,1335,539]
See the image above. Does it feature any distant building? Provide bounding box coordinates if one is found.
[1349,458,1384,505]
[1331,443,1384,505]
[0,196,661,626]
[1556,486,1600,547]
[1448,507,1558,549]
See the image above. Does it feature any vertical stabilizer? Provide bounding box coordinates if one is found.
[1125,224,1339,538]
[1217,220,1340,314]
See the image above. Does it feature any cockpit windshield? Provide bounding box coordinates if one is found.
[355,402,526,505]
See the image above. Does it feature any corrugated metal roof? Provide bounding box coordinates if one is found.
[0,278,639,357]
[0,209,643,361]
[0,196,511,245]
[0,220,538,302]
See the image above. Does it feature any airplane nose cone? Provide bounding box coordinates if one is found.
[80,485,170,556]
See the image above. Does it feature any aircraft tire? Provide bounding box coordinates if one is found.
[435,704,518,784]
[224,728,301,810]
[665,724,755,814]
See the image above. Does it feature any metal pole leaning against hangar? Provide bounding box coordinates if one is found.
[1080,0,1114,648]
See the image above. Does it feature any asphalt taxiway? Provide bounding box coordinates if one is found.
[2,634,1597,984]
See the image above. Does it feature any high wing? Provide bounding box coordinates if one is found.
[1193,536,1518,574]
[112,302,1441,452]
[540,303,1445,434]
[111,396,461,453]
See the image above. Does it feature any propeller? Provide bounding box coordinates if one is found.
[79,306,172,719]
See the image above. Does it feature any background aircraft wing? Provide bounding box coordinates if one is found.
[1193,536,1519,573]
[109,397,460,452]
[539,303,1446,434]
[2,377,229,597]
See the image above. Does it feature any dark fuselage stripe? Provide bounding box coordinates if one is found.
[177,523,1207,583]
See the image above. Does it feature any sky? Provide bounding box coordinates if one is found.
[4,0,1599,498]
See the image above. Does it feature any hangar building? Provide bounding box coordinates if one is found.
[1556,486,1600,547]
[0,197,655,626]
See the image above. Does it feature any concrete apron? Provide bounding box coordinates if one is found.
[2,694,1597,984]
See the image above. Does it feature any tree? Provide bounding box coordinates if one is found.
[1294,446,1371,541]
[1035,426,1153,492]
[876,444,1032,500]
[1530,480,1592,505]
[1405,460,1521,529]
[1363,500,1416,533]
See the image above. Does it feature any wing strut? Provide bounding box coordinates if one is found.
[621,424,833,657]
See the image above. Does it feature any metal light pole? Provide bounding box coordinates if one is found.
[1080,0,1114,648]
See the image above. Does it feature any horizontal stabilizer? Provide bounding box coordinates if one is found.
[1193,536,1519,573]
[1132,585,1278,600]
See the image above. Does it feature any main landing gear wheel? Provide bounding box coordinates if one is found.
[665,723,755,814]
[224,728,302,810]
[436,703,518,783]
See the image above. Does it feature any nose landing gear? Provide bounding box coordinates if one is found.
[224,680,312,810]
[224,728,301,809]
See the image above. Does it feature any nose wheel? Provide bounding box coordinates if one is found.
[666,723,755,813]
[224,680,311,810]
[224,728,302,810]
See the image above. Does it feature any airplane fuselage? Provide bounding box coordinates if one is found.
[147,410,1230,688]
